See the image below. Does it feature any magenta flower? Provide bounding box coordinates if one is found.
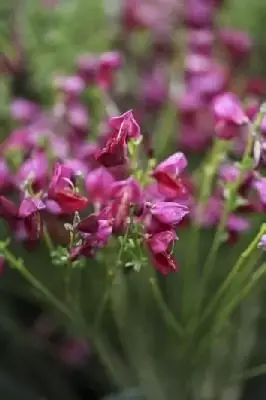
[86,167,114,203]
[184,1,214,28]
[96,111,140,167]
[187,29,214,56]
[219,29,252,64]
[111,177,142,205]
[212,92,248,140]
[71,217,112,261]
[185,53,213,81]
[98,51,122,90]
[140,65,169,111]
[48,163,88,214]
[154,152,187,177]
[226,214,250,244]
[19,195,46,240]
[219,163,241,183]
[177,89,202,125]
[191,65,228,100]
[77,214,99,234]
[153,153,188,199]
[19,197,46,218]
[108,110,141,140]
[147,230,177,254]
[67,103,89,130]
[10,98,38,123]
[0,159,11,192]
[76,54,99,84]
[253,177,266,205]
[0,196,18,221]
[151,252,179,275]
[53,75,85,98]
[150,202,189,226]
[15,152,49,188]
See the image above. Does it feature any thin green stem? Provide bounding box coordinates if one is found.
[93,221,131,334]
[202,124,256,282]
[214,262,266,334]
[65,263,73,306]
[2,245,128,386]
[43,226,54,252]
[200,224,266,325]
[2,247,72,320]
[150,277,184,338]
[235,364,266,381]
[183,140,227,322]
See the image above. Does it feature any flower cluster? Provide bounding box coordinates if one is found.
[0,97,191,274]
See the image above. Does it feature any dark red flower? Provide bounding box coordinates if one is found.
[151,252,179,275]
[48,163,88,214]
[77,214,99,234]
[71,217,111,261]
[95,111,141,168]
[152,152,188,199]
[0,196,18,220]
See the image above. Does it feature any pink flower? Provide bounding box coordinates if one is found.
[111,177,142,204]
[184,1,214,28]
[19,196,46,240]
[98,51,122,89]
[212,92,248,140]
[86,167,114,203]
[253,177,266,205]
[102,179,140,234]
[147,230,177,254]
[187,29,214,56]
[19,197,46,218]
[67,103,89,130]
[150,202,189,226]
[108,110,141,140]
[219,29,252,64]
[10,98,38,123]
[53,75,85,97]
[154,152,187,176]
[15,152,49,188]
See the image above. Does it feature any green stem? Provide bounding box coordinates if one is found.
[202,120,258,281]
[200,224,266,325]
[183,140,227,322]
[43,226,54,252]
[214,262,266,334]
[150,277,184,338]
[65,263,73,306]
[2,247,72,320]
[93,221,131,334]
[2,245,128,386]
[236,364,266,381]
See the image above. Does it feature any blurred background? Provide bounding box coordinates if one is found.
[1,1,266,399]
